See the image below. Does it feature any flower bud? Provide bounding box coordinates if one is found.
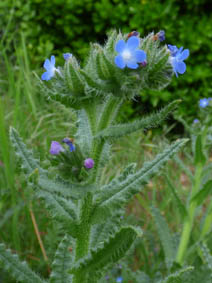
[84,158,94,169]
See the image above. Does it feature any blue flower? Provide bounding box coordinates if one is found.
[157,30,165,42]
[116,276,123,283]
[62,138,75,152]
[49,141,64,155]
[168,45,189,77]
[199,98,209,108]
[114,36,146,69]
[63,53,72,61]
[41,55,57,81]
[193,119,199,124]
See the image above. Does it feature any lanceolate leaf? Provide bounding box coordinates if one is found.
[10,127,43,175]
[191,180,212,206]
[151,206,175,269]
[92,139,188,222]
[50,235,74,283]
[95,100,181,140]
[70,226,142,279]
[159,266,194,283]
[165,175,188,219]
[0,243,46,283]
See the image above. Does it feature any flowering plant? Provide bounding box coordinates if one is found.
[0,30,192,283]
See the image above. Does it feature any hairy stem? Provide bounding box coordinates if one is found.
[74,193,93,283]
[92,96,122,182]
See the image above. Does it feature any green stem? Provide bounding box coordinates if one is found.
[74,193,93,283]
[176,163,203,265]
[92,97,122,182]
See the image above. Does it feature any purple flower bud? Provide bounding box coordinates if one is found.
[49,141,64,155]
[105,275,110,280]
[63,53,72,61]
[84,158,94,169]
[193,119,199,124]
[157,30,165,42]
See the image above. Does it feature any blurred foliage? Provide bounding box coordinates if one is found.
[0,0,212,119]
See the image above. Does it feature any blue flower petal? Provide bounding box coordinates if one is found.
[135,50,146,62]
[51,55,55,65]
[175,61,186,74]
[126,61,139,69]
[43,59,51,70]
[179,49,189,60]
[126,36,139,50]
[115,55,125,69]
[115,40,125,53]
[168,45,178,56]
[41,71,51,81]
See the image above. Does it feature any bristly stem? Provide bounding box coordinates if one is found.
[73,97,121,282]
[91,96,122,183]
[74,193,93,283]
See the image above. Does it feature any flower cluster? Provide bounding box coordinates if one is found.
[41,31,189,83]
[168,45,189,77]
[49,139,94,170]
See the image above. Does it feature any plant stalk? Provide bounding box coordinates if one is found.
[176,163,203,264]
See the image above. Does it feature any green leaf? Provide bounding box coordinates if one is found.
[165,175,188,219]
[92,139,188,222]
[200,243,212,271]
[50,235,74,283]
[194,134,206,165]
[151,206,175,269]
[191,180,212,206]
[70,226,142,279]
[75,109,93,156]
[9,127,43,175]
[0,243,46,283]
[95,100,181,140]
[159,266,194,283]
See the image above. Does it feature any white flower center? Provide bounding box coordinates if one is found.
[122,49,132,61]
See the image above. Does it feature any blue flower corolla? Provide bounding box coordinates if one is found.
[168,45,189,77]
[62,138,75,152]
[114,36,146,69]
[193,119,199,124]
[49,141,64,155]
[41,55,58,81]
[199,98,209,108]
[63,53,72,61]
[116,276,123,283]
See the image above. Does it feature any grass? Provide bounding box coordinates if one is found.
[0,38,212,282]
